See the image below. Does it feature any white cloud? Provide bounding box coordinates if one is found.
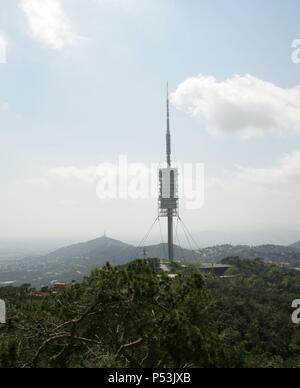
[48,166,99,183]
[95,0,138,10]
[19,0,76,49]
[172,74,300,138]
[0,101,9,112]
[0,32,7,63]
[237,148,300,185]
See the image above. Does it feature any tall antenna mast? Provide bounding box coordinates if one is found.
[166,82,171,168]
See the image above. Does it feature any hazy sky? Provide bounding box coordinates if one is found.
[1,0,300,247]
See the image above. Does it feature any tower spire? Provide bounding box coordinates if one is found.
[166,82,171,167]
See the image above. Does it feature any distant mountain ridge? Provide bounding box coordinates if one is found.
[198,244,300,265]
[0,236,202,287]
[289,241,300,252]
[1,236,300,287]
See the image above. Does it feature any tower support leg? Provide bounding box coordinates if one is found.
[168,211,174,261]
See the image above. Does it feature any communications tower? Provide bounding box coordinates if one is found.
[158,85,179,261]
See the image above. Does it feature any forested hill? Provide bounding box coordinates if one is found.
[1,258,300,368]
[1,236,300,287]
